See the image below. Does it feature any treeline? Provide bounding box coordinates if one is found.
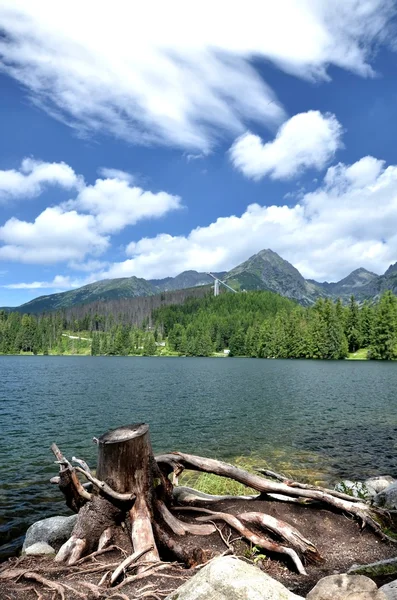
[154,290,397,360]
[1,290,397,359]
[46,285,211,328]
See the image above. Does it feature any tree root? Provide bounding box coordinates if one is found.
[176,506,310,574]
[44,424,397,596]
[157,451,394,541]
[110,546,154,586]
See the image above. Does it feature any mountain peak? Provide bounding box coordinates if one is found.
[384,262,397,277]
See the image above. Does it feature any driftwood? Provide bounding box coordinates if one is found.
[45,423,396,593]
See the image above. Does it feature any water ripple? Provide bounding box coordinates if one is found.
[1,356,397,559]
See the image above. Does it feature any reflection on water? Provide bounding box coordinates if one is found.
[1,356,397,560]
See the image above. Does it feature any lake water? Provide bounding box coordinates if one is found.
[1,356,397,560]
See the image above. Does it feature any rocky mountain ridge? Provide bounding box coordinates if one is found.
[3,249,397,313]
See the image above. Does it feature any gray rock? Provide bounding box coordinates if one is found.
[165,556,303,600]
[23,515,77,552]
[374,482,397,509]
[364,476,395,497]
[24,542,55,556]
[334,480,369,499]
[380,580,397,600]
[307,574,387,600]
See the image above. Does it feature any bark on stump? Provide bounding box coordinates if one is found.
[97,423,160,564]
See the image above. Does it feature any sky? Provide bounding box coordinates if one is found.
[1,1,397,306]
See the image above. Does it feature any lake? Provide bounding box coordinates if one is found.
[1,356,397,560]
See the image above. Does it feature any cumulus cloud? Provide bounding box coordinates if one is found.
[92,155,397,283]
[97,168,135,183]
[0,160,181,265]
[0,1,395,151]
[0,207,109,264]
[0,158,82,201]
[65,178,181,234]
[229,111,343,180]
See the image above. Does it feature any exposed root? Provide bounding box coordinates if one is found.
[255,468,363,503]
[158,452,395,541]
[155,499,215,536]
[176,506,308,575]
[55,535,87,565]
[74,544,126,565]
[22,572,66,600]
[110,546,154,586]
[44,425,397,594]
[173,486,260,505]
[239,512,323,564]
[111,563,175,591]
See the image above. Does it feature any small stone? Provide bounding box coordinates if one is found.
[365,476,395,497]
[373,483,397,509]
[24,542,55,556]
[380,580,397,600]
[307,574,387,600]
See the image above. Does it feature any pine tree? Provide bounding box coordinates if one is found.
[91,332,100,356]
[370,291,397,359]
[345,295,362,353]
[143,333,157,356]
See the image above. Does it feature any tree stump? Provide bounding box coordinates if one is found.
[51,423,394,578]
[97,423,160,563]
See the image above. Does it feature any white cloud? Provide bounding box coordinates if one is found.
[92,155,397,282]
[65,178,181,234]
[3,275,85,290]
[0,158,181,265]
[0,1,394,151]
[229,111,343,180]
[0,207,109,263]
[97,168,135,183]
[0,158,82,201]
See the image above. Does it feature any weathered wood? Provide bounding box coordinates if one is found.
[255,468,362,502]
[110,546,154,586]
[177,506,308,575]
[51,443,90,512]
[156,452,370,512]
[97,424,160,564]
[153,521,207,567]
[155,498,216,536]
[238,512,322,563]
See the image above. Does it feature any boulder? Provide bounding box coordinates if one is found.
[380,580,397,600]
[24,542,55,556]
[23,515,77,552]
[364,476,395,497]
[334,480,369,499]
[307,574,387,600]
[373,482,397,509]
[165,556,303,600]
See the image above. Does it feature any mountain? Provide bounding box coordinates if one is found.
[224,249,323,305]
[311,268,379,300]
[15,276,156,313]
[150,270,226,292]
[5,249,397,314]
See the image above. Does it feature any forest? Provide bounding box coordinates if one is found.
[0,289,397,360]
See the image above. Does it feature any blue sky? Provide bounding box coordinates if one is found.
[1,0,397,306]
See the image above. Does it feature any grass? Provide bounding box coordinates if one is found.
[347,347,369,360]
[179,457,260,496]
[180,471,257,496]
